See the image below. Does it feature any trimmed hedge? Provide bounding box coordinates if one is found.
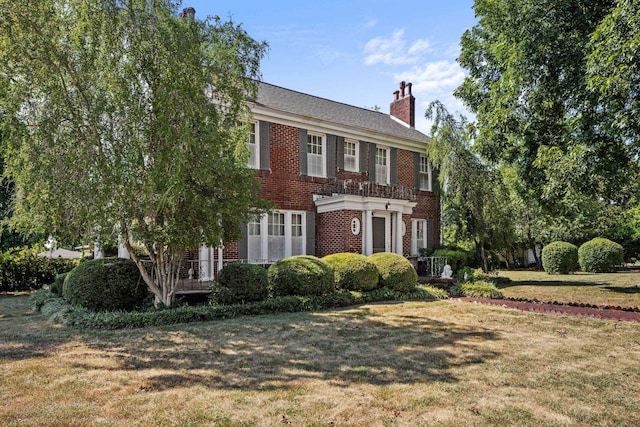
[578,238,624,273]
[268,255,335,297]
[63,257,149,312]
[213,263,269,304]
[368,252,418,292]
[541,241,578,274]
[322,252,379,291]
[50,273,68,296]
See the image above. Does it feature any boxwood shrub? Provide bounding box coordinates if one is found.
[213,263,269,304]
[268,255,335,297]
[578,238,624,273]
[368,252,418,292]
[541,241,578,274]
[322,252,379,291]
[62,257,149,312]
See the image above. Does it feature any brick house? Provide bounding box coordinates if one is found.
[192,80,440,280]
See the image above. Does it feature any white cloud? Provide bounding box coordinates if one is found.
[363,29,431,65]
[362,17,377,29]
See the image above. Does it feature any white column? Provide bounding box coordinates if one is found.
[394,212,404,255]
[198,245,210,280]
[117,243,130,259]
[94,239,103,259]
[363,210,373,255]
[217,246,224,279]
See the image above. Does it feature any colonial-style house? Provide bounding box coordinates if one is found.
[187,80,440,282]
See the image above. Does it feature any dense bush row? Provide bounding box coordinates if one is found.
[0,246,77,292]
[542,238,625,274]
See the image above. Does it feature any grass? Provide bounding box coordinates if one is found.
[496,269,640,309]
[2,289,640,426]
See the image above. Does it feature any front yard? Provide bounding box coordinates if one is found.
[2,274,640,426]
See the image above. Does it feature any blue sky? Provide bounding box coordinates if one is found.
[184,1,477,135]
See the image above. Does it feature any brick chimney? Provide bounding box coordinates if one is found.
[390,81,415,128]
[180,7,196,20]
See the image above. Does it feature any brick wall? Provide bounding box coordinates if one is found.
[317,210,362,257]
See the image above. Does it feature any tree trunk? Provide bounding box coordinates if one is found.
[123,238,182,308]
[480,240,489,272]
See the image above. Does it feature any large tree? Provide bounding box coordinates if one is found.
[0,0,269,307]
[456,0,634,214]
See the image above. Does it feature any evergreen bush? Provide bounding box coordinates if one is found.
[62,257,149,312]
[368,252,418,292]
[578,238,624,273]
[322,252,379,291]
[268,255,335,297]
[0,246,77,292]
[541,241,579,274]
[213,263,269,304]
[50,273,68,296]
[432,248,471,272]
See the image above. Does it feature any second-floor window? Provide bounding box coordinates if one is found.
[307,133,325,177]
[419,155,432,191]
[375,147,389,185]
[246,122,259,169]
[344,139,359,172]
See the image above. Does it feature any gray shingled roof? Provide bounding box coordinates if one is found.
[254,82,430,144]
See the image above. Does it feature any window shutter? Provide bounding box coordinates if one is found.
[259,121,270,170]
[359,141,367,173]
[427,218,435,249]
[237,222,248,260]
[336,136,345,170]
[368,142,376,182]
[306,212,316,256]
[413,152,420,189]
[390,147,398,185]
[326,134,336,178]
[299,128,308,175]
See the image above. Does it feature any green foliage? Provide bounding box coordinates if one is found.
[212,263,269,304]
[50,273,68,296]
[63,257,149,312]
[449,280,503,299]
[268,256,335,297]
[322,252,379,291]
[29,288,58,311]
[367,252,418,292]
[32,285,449,330]
[541,242,579,274]
[433,248,471,273]
[0,246,77,292]
[0,0,269,307]
[578,238,624,273]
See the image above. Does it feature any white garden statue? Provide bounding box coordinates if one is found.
[441,264,453,279]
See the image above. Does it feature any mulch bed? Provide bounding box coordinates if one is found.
[457,297,640,322]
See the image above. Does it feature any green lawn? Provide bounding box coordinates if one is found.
[2,289,640,426]
[496,269,640,309]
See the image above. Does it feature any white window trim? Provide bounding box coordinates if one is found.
[343,139,359,172]
[307,132,326,178]
[247,210,307,262]
[375,146,390,185]
[419,155,432,191]
[247,121,260,169]
[411,219,428,256]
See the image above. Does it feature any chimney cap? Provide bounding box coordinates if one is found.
[180,7,196,19]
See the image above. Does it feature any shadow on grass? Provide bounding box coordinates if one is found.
[75,305,501,390]
[604,285,640,294]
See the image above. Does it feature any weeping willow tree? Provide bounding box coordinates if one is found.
[0,0,269,307]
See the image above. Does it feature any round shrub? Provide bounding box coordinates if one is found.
[368,252,418,292]
[322,253,379,291]
[578,238,624,273]
[62,257,149,312]
[541,241,578,274]
[214,263,269,304]
[268,256,334,297]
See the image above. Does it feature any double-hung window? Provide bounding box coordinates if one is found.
[246,122,259,169]
[375,147,389,185]
[246,211,307,262]
[343,139,359,172]
[411,219,428,255]
[419,155,432,191]
[307,133,325,177]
